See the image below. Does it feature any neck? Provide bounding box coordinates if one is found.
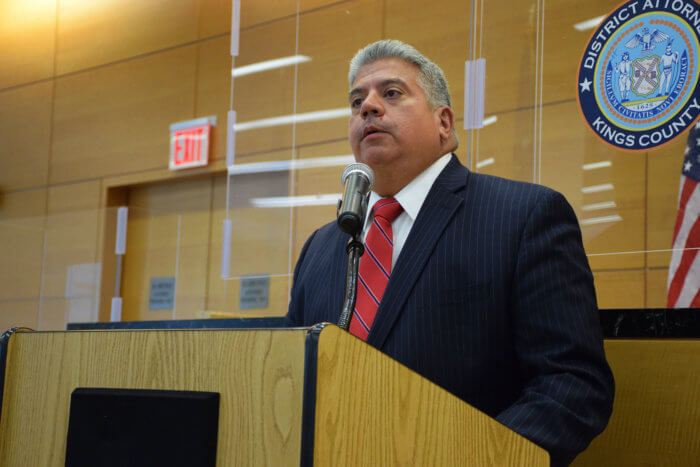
[372,169,406,197]
[372,150,450,197]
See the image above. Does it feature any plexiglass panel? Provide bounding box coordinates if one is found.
[0,208,119,331]
[535,0,692,308]
[2,0,694,329]
[204,0,697,314]
[120,206,184,322]
[38,208,105,330]
[0,216,45,330]
[0,205,196,330]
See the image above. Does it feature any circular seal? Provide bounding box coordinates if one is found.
[578,0,700,151]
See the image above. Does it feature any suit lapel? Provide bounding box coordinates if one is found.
[367,155,468,348]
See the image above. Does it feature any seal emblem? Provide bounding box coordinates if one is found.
[578,0,700,150]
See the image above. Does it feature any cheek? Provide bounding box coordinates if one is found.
[392,118,420,143]
[407,116,440,142]
[348,119,361,144]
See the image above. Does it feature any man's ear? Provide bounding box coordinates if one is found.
[436,106,455,142]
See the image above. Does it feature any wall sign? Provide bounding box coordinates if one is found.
[239,276,270,310]
[169,116,216,170]
[578,0,700,150]
[149,277,176,310]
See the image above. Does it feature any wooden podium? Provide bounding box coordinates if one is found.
[0,324,548,466]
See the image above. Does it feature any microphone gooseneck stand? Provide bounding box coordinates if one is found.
[336,162,374,331]
[337,235,364,330]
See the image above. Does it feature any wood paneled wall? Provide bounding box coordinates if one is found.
[0,0,684,328]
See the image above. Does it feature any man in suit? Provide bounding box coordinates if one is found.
[285,40,614,465]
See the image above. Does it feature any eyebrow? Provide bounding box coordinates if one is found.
[349,78,409,102]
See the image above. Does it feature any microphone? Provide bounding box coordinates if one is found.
[337,163,374,236]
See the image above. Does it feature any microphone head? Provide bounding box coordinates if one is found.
[338,162,374,236]
[341,163,374,190]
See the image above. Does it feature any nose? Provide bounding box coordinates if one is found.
[360,90,384,118]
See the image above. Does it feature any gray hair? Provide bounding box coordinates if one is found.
[348,40,452,109]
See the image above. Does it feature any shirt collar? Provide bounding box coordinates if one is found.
[367,152,452,221]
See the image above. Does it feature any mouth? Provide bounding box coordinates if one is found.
[362,125,386,140]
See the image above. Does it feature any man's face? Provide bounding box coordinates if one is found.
[348,58,444,181]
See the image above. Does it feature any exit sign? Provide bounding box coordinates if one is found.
[169,116,216,170]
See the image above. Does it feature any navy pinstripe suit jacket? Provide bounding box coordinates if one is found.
[285,155,614,465]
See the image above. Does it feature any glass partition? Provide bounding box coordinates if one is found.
[3,0,691,332]
[0,206,187,330]
[38,208,106,330]
[0,216,46,330]
[0,208,114,331]
[221,0,694,312]
[120,207,184,322]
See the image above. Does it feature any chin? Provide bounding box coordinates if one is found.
[357,148,400,169]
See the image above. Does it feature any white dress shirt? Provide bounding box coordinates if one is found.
[362,152,452,268]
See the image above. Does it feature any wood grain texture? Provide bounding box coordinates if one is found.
[574,339,700,466]
[47,180,102,214]
[0,188,47,222]
[121,177,213,321]
[239,0,340,31]
[0,299,40,332]
[0,329,306,466]
[196,36,231,163]
[0,0,690,319]
[593,270,645,309]
[646,268,670,308]
[581,146,646,271]
[100,160,227,191]
[206,170,294,317]
[384,0,469,116]
[314,325,549,466]
[50,45,197,184]
[542,1,617,103]
[204,275,293,319]
[0,82,52,191]
[460,99,646,271]
[55,0,199,75]
[0,0,56,89]
[541,103,645,271]
[474,106,537,183]
[197,0,233,38]
[222,171,292,277]
[197,1,382,162]
[293,0,383,146]
[647,136,685,268]
[206,152,296,317]
[0,191,46,303]
[292,166,344,262]
[98,189,128,322]
[291,139,352,269]
[232,17,298,157]
[198,0,342,39]
[40,182,104,310]
[40,210,102,299]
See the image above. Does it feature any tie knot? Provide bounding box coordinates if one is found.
[373,197,403,222]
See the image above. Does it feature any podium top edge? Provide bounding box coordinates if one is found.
[65,317,289,331]
[7,327,315,335]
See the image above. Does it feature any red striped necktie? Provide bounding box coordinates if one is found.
[349,197,404,340]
